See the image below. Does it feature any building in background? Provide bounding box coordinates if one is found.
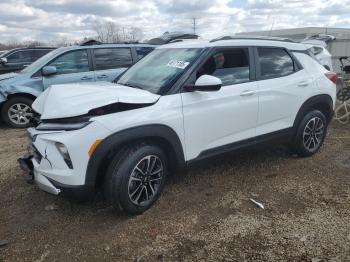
[238,27,350,73]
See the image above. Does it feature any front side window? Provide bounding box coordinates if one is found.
[8,50,38,63]
[118,48,203,94]
[258,48,295,79]
[197,48,250,86]
[6,51,20,63]
[47,50,89,75]
[94,48,132,70]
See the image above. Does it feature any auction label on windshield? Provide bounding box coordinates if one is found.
[166,60,190,69]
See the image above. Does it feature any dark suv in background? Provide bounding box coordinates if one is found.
[0,47,56,74]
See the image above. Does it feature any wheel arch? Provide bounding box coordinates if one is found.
[6,92,37,102]
[85,124,186,191]
[293,94,333,129]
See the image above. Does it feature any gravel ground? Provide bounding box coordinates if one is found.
[0,121,349,261]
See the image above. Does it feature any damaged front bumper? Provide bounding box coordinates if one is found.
[18,154,61,195]
[18,122,110,200]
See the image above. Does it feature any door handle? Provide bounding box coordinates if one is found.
[81,76,93,80]
[298,81,311,87]
[240,90,255,97]
[97,74,108,79]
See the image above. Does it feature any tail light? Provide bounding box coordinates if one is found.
[325,72,337,84]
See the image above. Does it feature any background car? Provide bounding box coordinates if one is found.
[0,50,9,56]
[301,34,336,71]
[0,43,155,128]
[0,47,56,75]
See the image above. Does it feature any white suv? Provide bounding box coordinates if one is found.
[19,37,337,215]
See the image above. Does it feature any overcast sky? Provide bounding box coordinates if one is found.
[0,0,350,43]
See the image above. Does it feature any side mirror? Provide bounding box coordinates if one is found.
[0,57,7,64]
[42,66,57,76]
[188,75,222,92]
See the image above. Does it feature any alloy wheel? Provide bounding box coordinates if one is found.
[302,117,324,152]
[8,103,33,126]
[128,155,163,206]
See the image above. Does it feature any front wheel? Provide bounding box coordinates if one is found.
[104,144,168,215]
[292,110,327,157]
[1,97,34,128]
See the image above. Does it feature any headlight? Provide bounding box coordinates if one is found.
[36,121,91,131]
[55,142,73,169]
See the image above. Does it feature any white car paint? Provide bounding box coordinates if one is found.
[32,82,160,119]
[25,38,336,196]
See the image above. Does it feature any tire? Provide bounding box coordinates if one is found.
[292,110,327,157]
[104,143,168,215]
[1,97,34,128]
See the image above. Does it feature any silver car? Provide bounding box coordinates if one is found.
[0,43,155,128]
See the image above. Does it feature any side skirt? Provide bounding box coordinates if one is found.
[187,127,294,165]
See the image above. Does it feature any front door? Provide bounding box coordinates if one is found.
[42,49,95,89]
[181,48,259,160]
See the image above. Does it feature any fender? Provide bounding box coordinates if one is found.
[293,94,333,129]
[84,124,186,191]
[1,84,42,99]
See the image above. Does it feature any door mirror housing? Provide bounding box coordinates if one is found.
[0,57,7,64]
[189,75,222,92]
[42,66,57,76]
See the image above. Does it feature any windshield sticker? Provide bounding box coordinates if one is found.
[166,60,190,69]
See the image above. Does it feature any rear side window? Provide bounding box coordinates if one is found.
[136,47,154,60]
[258,48,295,79]
[47,50,90,75]
[94,48,133,70]
[32,49,52,60]
[197,48,250,86]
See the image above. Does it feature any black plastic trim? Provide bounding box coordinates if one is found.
[85,124,186,193]
[292,94,334,128]
[188,127,294,164]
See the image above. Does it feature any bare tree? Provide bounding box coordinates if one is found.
[50,37,71,47]
[92,21,143,43]
[130,27,143,42]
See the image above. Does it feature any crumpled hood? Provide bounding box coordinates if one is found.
[32,82,160,120]
[0,72,18,82]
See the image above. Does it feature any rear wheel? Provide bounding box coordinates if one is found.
[104,143,167,215]
[291,110,327,157]
[1,97,34,128]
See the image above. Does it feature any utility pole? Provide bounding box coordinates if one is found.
[192,18,196,34]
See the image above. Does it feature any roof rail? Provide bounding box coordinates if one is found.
[210,35,295,43]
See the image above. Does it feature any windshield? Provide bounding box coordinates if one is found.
[20,48,61,74]
[117,48,203,94]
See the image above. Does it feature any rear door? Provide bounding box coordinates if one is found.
[93,47,133,82]
[42,49,95,89]
[255,47,310,136]
[181,47,259,160]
